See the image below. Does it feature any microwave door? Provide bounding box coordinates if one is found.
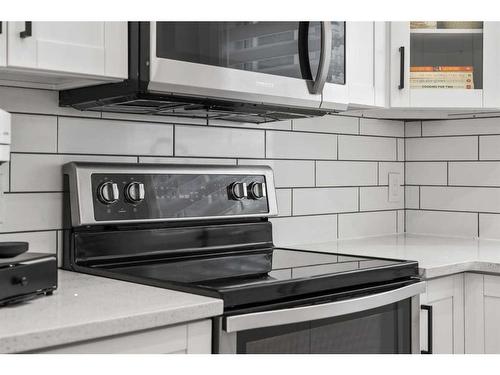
[148,22,322,110]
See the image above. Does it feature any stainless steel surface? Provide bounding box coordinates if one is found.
[216,290,423,354]
[64,162,279,227]
[224,281,425,333]
[310,22,333,94]
[411,294,421,354]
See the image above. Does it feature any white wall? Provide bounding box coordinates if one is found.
[405,118,500,239]
[0,86,406,258]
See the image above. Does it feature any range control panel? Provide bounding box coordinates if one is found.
[91,173,269,222]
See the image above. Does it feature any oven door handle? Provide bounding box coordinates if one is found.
[224,281,425,333]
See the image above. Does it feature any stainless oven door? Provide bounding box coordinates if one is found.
[148,22,347,110]
[215,281,425,354]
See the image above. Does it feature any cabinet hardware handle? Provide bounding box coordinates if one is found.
[20,21,32,38]
[421,304,433,354]
[298,22,333,95]
[398,46,405,90]
[0,22,3,34]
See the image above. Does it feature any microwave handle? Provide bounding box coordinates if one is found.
[298,21,332,94]
[224,281,425,333]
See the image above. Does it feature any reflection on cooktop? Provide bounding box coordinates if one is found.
[106,248,402,288]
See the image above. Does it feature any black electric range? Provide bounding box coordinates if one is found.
[62,162,423,354]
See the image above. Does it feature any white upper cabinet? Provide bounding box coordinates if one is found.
[0,22,6,67]
[0,22,127,90]
[322,22,388,110]
[390,21,500,109]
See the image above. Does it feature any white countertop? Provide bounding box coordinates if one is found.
[0,270,223,353]
[293,233,500,279]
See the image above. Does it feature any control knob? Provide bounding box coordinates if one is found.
[125,182,146,203]
[248,182,266,200]
[97,182,119,204]
[228,182,247,200]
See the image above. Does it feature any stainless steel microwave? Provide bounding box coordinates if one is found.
[60,22,359,123]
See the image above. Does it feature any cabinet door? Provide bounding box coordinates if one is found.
[35,320,212,354]
[0,21,6,67]
[465,273,500,354]
[421,274,465,354]
[482,22,500,108]
[6,22,126,79]
[391,21,485,109]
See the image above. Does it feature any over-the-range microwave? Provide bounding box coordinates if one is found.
[60,22,352,123]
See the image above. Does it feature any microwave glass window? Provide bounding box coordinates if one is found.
[409,21,483,90]
[156,22,345,85]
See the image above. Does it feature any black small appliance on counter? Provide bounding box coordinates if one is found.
[0,242,57,306]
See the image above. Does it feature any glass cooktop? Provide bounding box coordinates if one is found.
[104,248,418,309]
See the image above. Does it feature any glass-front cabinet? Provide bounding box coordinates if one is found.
[390,21,500,108]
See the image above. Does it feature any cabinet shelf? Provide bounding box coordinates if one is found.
[410,29,483,34]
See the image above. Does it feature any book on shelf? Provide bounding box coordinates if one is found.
[410,66,474,89]
[410,21,437,29]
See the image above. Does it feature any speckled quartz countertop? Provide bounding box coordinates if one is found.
[0,270,223,353]
[292,233,500,280]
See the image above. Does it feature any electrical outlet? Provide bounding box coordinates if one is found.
[388,172,402,203]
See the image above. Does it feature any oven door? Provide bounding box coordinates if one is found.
[215,281,425,354]
[148,22,347,110]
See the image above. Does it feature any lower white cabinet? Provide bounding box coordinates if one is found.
[34,320,212,354]
[420,274,465,354]
[465,273,500,354]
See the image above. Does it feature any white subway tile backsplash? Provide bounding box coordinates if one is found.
[397,139,405,161]
[292,188,358,215]
[338,135,396,161]
[210,119,292,131]
[0,86,99,118]
[405,186,420,209]
[0,193,62,232]
[59,117,174,156]
[292,115,358,134]
[423,118,500,136]
[449,162,500,186]
[406,210,478,237]
[316,161,377,187]
[479,214,500,240]
[378,162,404,185]
[270,215,337,246]
[276,189,292,217]
[359,119,404,137]
[176,125,264,158]
[11,114,57,153]
[1,163,9,193]
[238,159,314,188]
[102,112,207,126]
[421,186,500,213]
[266,131,337,160]
[406,162,447,185]
[397,210,405,233]
[360,186,404,211]
[10,154,136,192]
[406,136,478,161]
[0,231,57,253]
[405,122,422,137]
[139,156,236,165]
[338,211,396,238]
[480,136,500,160]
